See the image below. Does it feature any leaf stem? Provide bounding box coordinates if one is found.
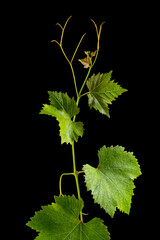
[77,170,84,174]
[80,92,90,98]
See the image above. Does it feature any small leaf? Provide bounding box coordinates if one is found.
[83,145,142,217]
[86,71,127,117]
[27,195,110,240]
[40,91,84,144]
[79,50,97,69]
[79,56,91,68]
[91,50,97,57]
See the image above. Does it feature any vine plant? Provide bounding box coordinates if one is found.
[27,16,142,239]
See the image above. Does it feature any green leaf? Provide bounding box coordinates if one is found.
[86,71,127,117]
[40,91,84,144]
[27,195,110,240]
[83,146,142,217]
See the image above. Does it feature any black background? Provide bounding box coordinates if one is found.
[15,1,154,239]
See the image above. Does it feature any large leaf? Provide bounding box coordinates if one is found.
[86,71,127,117]
[27,195,110,240]
[40,91,84,144]
[83,146,142,217]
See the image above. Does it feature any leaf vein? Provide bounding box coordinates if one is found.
[63,222,80,240]
[82,222,106,240]
[98,169,126,199]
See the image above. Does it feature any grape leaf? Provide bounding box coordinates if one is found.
[79,51,96,68]
[79,55,91,68]
[27,195,110,240]
[40,91,84,144]
[83,146,142,217]
[86,71,127,117]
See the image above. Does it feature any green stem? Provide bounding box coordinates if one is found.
[72,141,83,222]
[71,47,100,222]
[80,92,90,98]
[69,64,79,98]
[71,65,93,222]
[51,40,79,98]
[92,48,99,67]
[78,65,92,98]
[72,142,81,200]
[53,19,103,223]
[59,173,74,196]
[78,47,100,99]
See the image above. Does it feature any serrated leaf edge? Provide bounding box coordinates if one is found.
[39,91,84,144]
[83,145,142,218]
[26,195,110,239]
[86,72,128,117]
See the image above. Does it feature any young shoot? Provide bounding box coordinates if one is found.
[27,16,142,240]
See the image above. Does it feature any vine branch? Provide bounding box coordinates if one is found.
[51,17,86,98]
[52,17,105,223]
